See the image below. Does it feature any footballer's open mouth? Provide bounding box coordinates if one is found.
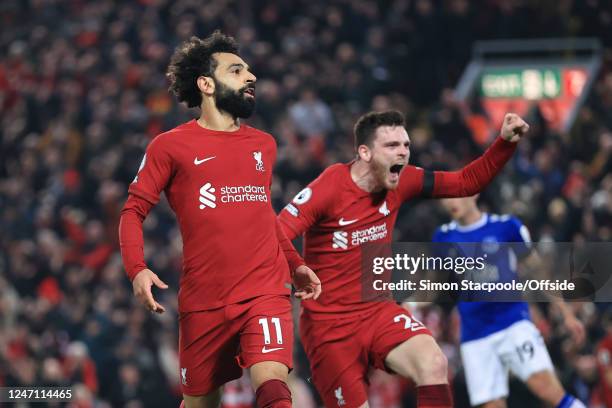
[390,164,404,174]
[243,87,256,98]
[388,163,404,183]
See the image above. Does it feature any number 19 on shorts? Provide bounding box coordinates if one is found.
[259,317,283,345]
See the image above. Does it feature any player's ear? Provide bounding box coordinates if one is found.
[197,76,215,96]
[357,144,372,162]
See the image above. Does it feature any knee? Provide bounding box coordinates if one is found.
[414,348,448,385]
[250,361,289,389]
[526,370,565,404]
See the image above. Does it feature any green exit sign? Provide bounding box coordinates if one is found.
[480,68,562,99]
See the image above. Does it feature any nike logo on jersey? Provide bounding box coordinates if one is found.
[338,217,358,226]
[194,156,215,165]
[261,346,284,354]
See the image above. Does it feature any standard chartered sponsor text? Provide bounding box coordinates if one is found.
[351,224,387,246]
[220,185,267,203]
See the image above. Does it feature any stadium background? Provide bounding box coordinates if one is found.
[0,0,610,406]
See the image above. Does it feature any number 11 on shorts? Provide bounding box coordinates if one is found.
[259,317,283,345]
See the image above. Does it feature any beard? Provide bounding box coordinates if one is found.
[370,155,397,190]
[213,78,255,118]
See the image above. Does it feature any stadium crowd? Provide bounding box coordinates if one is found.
[0,0,611,406]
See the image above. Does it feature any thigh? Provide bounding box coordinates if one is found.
[237,295,294,371]
[461,335,509,406]
[500,320,554,382]
[369,303,432,372]
[179,308,242,396]
[300,314,370,408]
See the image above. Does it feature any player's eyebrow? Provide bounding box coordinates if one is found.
[384,139,410,147]
[227,63,250,71]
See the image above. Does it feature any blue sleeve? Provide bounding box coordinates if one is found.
[507,216,532,258]
[432,228,443,243]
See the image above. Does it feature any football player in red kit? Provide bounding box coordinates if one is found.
[279,110,529,408]
[119,31,321,408]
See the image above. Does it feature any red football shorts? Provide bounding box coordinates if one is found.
[179,294,293,396]
[300,302,431,408]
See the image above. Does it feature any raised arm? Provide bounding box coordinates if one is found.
[427,136,517,198]
[425,113,529,199]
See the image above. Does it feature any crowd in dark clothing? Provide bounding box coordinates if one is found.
[0,0,611,406]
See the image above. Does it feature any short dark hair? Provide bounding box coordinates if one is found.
[166,31,240,108]
[354,110,405,148]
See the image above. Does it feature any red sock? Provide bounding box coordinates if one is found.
[417,384,453,408]
[255,379,292,408]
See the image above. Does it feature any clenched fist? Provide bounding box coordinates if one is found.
[500,113,530,143]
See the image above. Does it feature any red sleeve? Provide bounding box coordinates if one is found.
[398,138,516,201]
[119,137,173,281]
[276,218,305,273]
[430,137,516,197]
[278,169,333,239]
[119,194,154,281]
[264,135,304,271]
[128,137,174,205]
[396,165,426,202]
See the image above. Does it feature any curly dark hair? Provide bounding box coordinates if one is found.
[166,31,240,108]
[353,110,405,148]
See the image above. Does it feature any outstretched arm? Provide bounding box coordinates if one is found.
[398,113,530,202]
[427,137,516,198]
[426,113,529,198]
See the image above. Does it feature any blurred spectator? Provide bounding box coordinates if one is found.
[289,89,335,138]
[63,342,98,394]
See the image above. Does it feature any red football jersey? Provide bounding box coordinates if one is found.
[119,120,302,312]
[279,138,516,319]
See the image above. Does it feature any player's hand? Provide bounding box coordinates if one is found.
[564,315,586,346]
[132,268,168,313]
[293,265,322,300]
[500,113,529,143]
